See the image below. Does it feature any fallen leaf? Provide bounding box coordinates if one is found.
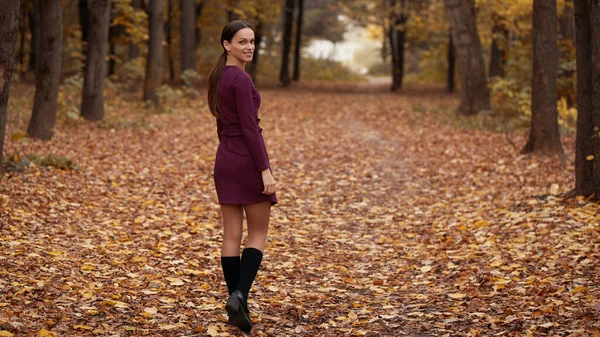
[448,293,466,299]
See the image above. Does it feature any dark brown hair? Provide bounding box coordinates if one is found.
[207,20,253,118]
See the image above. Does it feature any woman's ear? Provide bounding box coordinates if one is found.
[223,41,231,52]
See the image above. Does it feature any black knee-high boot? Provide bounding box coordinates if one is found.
[225,248,263,333]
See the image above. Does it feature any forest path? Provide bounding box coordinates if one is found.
[0,87,597,336]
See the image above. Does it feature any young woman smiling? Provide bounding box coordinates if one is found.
[207,20,277,333]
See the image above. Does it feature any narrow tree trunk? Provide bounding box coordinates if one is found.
[560,0,575,41]
[194,1,204,49]
[521,0,565,157]
[248,21,263,83]
[559,0,576,106]
[128,0,142,59]
[143,0,164,105]
[447,30,455,93]
[389,0,407,91]
[396,24,406,89]
[489,18,506,78]
[293,0,304,82]
[575,0,600,197]
[180,0,196,73]
[388,18,398,86]
[79,0,90,43]
[27,0,62,140]
[279,0,294,87]
[589,0,600,196]
[81,0,111,121]
[166,0,175,82]
[28,0,40,73]
[18,4,26,75]
[0,0,21,177]
[444,0,491,115]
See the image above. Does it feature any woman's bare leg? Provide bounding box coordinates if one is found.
[243,201,271,251]
[220,204,243,296]
[221,204,244,256]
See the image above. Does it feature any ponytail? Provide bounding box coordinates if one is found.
[208,51,228,118]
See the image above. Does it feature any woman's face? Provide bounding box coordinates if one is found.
[224,28,255,63]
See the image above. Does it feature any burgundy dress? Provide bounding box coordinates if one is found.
[213,66,277,205]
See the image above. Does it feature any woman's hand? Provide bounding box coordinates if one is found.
[261,169,276,195]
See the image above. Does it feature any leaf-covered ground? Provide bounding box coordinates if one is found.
[1,84,599,337]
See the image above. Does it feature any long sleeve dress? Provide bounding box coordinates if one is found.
[213,66,277,205]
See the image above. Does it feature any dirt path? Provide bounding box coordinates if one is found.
[0,87,597,336]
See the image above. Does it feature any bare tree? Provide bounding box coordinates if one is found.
[574,0,600,197]
[143,0,164,105]
[444,0,490,115]
[79,0,90,43]
[165,0,175,81]
[128,0,142,59]
[27,0,62,140]
[521,0,564,157]
[17,3,27,75]
[389,0,408,91]
[81,0,111,121]
[560,0,575,41]
[28,0,40,73]
[293,0,304,82]
[0,0,21,176]
[279,0,294,87]
[447,31,455,93]
[180,0,196,73]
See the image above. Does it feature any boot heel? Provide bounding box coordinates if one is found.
[225,295,240,315]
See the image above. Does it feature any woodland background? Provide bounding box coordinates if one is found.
[0,0,599,336]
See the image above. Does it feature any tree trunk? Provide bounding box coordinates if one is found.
[447,30,455,93]
[81,0,111,122]
[489,18,507,78]
[143,0,164,105]
[194,1,204,50]
[166,0,175,82]
[0,0,20,177]
[575,0,600,197]
[444,0,491,115]
[279,0,294,87]
[28,0,40,73]
[79,0,90,43]
[389,0,407,91]
[27,0,61,141]
[108,12,119,77]
[180,0,196,73]
[248,21,263,83]
[128,0,142,59]
[559,0,576,106]
[560,0,575,41]
[521,0,565,157]
[293,0,304,82]
[18,4,26,75]
[388,25,398,88]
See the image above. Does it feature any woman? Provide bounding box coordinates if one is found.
[207,20,277,333]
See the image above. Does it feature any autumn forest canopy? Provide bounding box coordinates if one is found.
[0,0,599,336]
